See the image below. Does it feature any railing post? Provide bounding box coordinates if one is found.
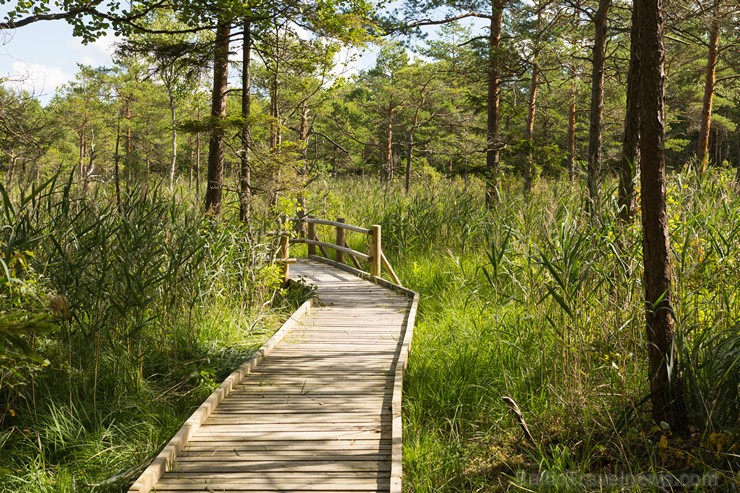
[370,224,381,277]
[307,216,316,256]
[279,232,290,283]
[336,217,345,264]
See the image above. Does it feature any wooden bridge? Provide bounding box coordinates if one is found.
[128,218,418,493]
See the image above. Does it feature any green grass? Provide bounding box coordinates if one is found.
[1,169,738,492]
[310,171,739,491]
[0,175,301,492]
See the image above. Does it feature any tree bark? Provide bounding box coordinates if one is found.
[114,113,122,209]
[524,54,538,192]
[239,19,252,223]
[619,1,640,224]
[406,110,419,194]
[168,88,177,191]
[124,97,131,184]
[205,19,231,215]
[698,0,721,173]
[586,0,611,208]
[568,72,578,180]
[384,97,394,183]
[485,0,505,207]
[7,154,17,187]
[79,127,86,191]
[637,0,687,432]
[270,67,280,149]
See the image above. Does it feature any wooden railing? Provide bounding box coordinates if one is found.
[277,216,401,286]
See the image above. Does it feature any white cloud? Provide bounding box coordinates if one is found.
[3,61,73,99]
[66,32,116,68]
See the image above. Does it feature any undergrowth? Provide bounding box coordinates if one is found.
[308,171,740,492]
[1,169,738,492]
[0,176,298,492]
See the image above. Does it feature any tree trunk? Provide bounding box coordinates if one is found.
[79,127,86,191]
[406,111,419,194]
[619,1,640,224]
[299,102,310,165]
[189,137,194,186]
[735,138,740,191]
[637,0,687,432]
[698,1,721,173]
[485,0,505,207]
[524,53,538,193]
[384,97,394,183]
[195,106,201,201]
[568,72,578,180]
[270,70,280,149]
[114,113,122,209]
[240,19,252,224]
[124,97,131,184]
[586,0,611,209]
[205,19,231,215]
[168,89,177,191]
[7,154,17,187]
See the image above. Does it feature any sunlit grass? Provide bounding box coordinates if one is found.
[316,170,739,491]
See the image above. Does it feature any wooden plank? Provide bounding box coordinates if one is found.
[297,217,372,235]
[177,449,391,458]
[181,439,390,450]
[128,298,314,493]
[171,460,391,472]
[153,476,389,491]
[136,257,417,493]
[294,239,371,262]
[189,431,388,441]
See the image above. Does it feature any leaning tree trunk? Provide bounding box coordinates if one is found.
[586,0,611,210]
[619,1,640,224]
[205,19,231,215]
[485,0,505,207]
[637,0,687,432]
[698,1,721,173]
[239,18,252,223]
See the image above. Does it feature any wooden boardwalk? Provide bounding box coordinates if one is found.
[129,257,417,493]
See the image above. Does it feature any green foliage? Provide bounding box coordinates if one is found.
[314,173,739,491]
[0,175,298,489]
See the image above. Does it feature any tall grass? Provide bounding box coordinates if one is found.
[0,175,295,491]
[308,171,739,491]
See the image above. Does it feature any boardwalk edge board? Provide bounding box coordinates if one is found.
[127,298,314,493]
[303,255,419,493]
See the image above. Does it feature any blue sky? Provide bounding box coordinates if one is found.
[0,18,117,103]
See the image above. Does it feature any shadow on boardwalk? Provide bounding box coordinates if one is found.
[129,257,417,493]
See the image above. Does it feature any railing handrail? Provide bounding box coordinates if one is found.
[294,217,372,235]
[289,238,372,262]
[278,216,401,286]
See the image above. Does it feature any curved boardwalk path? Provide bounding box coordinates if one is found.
[130,257,417,493]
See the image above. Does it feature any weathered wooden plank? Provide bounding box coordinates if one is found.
[133,258,415,493]
[177,448,391,458]
[153,475,390,491]
[171,459,391,472]
[128,299,314,493]
[189,431,388,442]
